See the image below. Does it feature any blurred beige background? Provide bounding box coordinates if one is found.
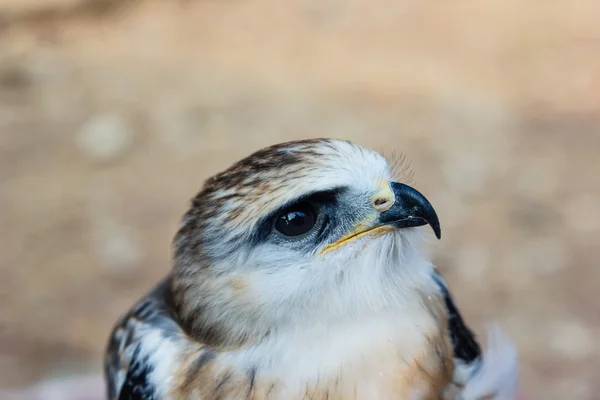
[1,0,599,399]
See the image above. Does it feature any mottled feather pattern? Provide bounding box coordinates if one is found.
[105,279,186,400]
[117,343,157,400]
[104,139,519,400]
[174,139,392,260]
[105,275,484,400]
[105,280,259,400]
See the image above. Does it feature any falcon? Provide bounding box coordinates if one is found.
[105,139,519,399]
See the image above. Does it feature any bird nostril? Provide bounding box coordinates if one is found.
[373,194,394,212]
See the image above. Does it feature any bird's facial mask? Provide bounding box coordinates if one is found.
[318,181,441,256]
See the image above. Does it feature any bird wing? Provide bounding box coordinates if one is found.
[432,269,484,396]
[432,270,482,365]
[433,270,519,399]
[104,279,186,400]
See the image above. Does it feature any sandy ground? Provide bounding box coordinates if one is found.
[1,0,600,399]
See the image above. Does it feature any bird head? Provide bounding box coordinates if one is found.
[172,139,441,347]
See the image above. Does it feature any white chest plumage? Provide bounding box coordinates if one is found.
[172,301,453,400]
[241,316,452,399]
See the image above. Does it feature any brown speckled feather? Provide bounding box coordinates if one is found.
[106,278,458,399]
[105,139,517,400]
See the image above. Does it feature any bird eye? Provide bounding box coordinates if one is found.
[275,202,317,237]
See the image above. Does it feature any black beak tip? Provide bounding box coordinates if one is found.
[417,210,441,240]
[384,182,442,240]
[431,220,442,240]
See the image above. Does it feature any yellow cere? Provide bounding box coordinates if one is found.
[319,180,397,257]
[371,182,395,213]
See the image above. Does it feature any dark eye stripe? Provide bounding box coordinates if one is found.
[248,187,347,245]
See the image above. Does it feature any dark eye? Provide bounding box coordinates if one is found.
[275,202,317,236]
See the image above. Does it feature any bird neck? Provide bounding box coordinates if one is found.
[171,234,440,350]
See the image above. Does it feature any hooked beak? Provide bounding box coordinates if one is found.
[318,181,441,256]
[378,182,441,239]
